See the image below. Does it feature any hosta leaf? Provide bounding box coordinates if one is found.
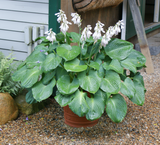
[69,32,80,43]
[57,75,79,95]
[32,79,56,102]
[26,50,46,68]
[100,70,121,94]
[69,90,89,117]
[89,61,100,70]
[25,89,37,104]
[12,65,27,82]
[64,58,87,72]
[130,80,145,106]
[120,77,136,99]
[21,67,42,88]
[42,53,62,73]
[34,45,49,52]
[120,59,137,74]
[124,49,146,67]
[102,62,110,71]
[56,67,68,80]
[104,38,133,60]
[42,70,55,85]
[98,64,105,78]
[109,59,124,74]
[78,70,101,94]
[57,44,81,61]
[133,72,145,87]
[86,90,106,120]
[48,42,58,52]
[55,91,74,107]
[106,94,127,123]
[56,33,65,42]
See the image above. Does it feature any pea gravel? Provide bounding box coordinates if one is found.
[0,54,160,145]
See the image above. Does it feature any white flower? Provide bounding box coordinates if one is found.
[71,13,81,27]
[45,28,56,43]
[80,25,92,42]
[60,20,72,35]
[55,9,72,35]
[55,9,67,23]
[93,21,105,42]
[114,25,121,36]
[101,32,111,47]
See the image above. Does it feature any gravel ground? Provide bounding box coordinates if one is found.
[0,54,160,145]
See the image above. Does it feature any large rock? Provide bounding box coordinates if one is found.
[15,90,50,115]
[0,93,18,125]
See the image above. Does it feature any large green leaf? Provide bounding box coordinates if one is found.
[26,50,46,68]
[104,38,133,60]
[86,90,106,120]
[25,89,37,104]
[123,49,146,67]
[42,53,62,73]
[32,79,56,102]
[130,80,145,106]
[57,75,79,95]
[100,70,121,94]
[12,65,27,82]
[21,67,42,88]
[56,33,65,42]
[69,90,89,117]
[133,72,145,87]
[64,58,87,72]
[106,94,127,123]
[42,70,55,85]
[89,61,100,70]
[56,67,68,80]
[69,32,80,43]
[48,42,58,52]
[55,91,74,107]
[120,59,137,74]
[78,70,101,94]
[120,77,136,99]
[109,59,124,74]
[34,45,49,52]
[57,44,81,61]
[98,64,105,78]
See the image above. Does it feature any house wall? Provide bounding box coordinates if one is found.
[0,0,49,60]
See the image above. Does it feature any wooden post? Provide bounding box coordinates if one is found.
[128,0,154,74]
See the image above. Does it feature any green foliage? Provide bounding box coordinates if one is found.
[12,32,146,123]
[0,52,21,96]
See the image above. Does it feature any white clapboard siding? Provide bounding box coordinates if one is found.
[0,20,48,33]
[0,10,48,24]
[0,49,28,61]
[0,0,49,60]
[0,1,48,14]
[0,30,24,42]
[9,0,49,3]
[0,40,27,52]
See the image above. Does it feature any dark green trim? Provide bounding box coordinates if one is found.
[49,0,61,33]
[145,22,160,33]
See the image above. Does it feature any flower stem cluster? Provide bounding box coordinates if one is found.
[101,20,124,47]
[45,28,56,43]
[55,10,72,35]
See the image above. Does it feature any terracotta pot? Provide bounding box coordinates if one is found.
[63,92,99,128]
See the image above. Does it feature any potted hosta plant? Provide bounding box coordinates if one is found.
[12,10,146,127]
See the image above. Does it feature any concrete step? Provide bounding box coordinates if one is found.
[135,33,160,55]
